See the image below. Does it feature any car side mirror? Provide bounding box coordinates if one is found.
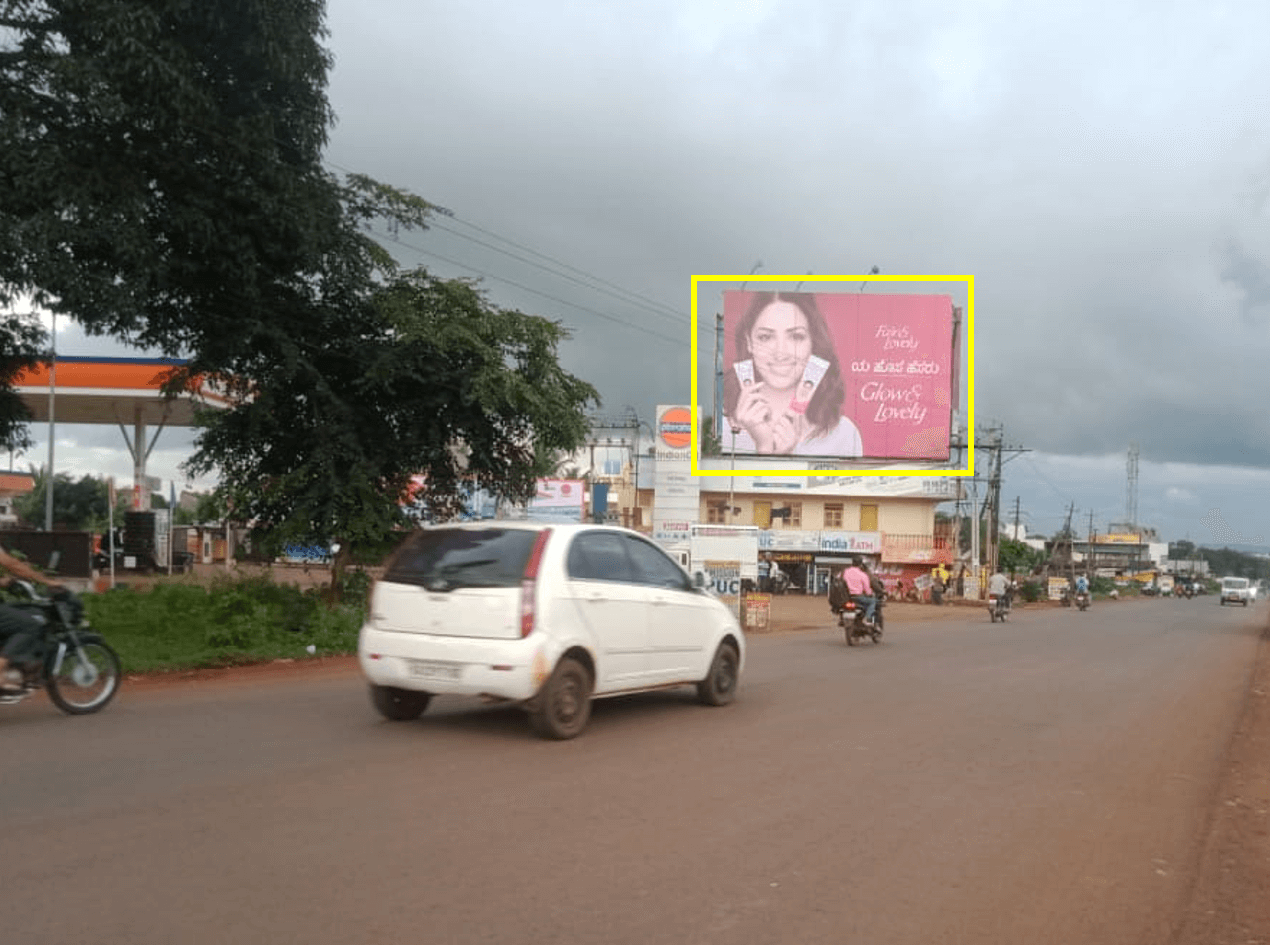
[693,571,708,590]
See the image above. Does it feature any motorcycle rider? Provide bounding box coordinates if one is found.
[0,545,68,691]
[988,569,1010,612]
[1074,572,1090,605]
[842,557,877,626]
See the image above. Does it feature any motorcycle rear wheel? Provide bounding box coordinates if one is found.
[46,641,122,715]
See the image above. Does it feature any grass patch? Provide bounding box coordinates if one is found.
[83,575,367,673]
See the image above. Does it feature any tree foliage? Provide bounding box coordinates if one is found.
[185,271,599,570]
[0,307,43,448]
[998,537,1044,575]
[13,467,126,530]
[1,0,337,349]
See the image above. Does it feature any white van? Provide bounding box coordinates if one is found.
[1219,576,1252,607]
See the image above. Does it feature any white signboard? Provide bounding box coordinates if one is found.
[524,479,586,522]
[153,508,170,567]
[818,531,883,554]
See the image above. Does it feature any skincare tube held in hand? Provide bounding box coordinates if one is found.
[733,359,755,387]
[789,355,829,414]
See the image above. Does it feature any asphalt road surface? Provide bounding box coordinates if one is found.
[2,599,1264,945]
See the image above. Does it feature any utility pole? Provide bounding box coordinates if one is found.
[970,475,980,570]
[1087,510,1096,578]
[1063,503,1077,585]
[982,424,1004,575]
[972,424,1029,576]
[1013,496,1022,542]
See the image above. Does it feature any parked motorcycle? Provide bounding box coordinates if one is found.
[988,594,1009,622]
[834,593,884,646]
[0,581,122,714]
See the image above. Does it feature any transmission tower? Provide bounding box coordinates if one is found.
[1126,443,1139,532]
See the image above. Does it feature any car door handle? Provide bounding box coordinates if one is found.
[587,592,608,602]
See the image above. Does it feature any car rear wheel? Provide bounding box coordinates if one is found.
[370,685,431,721]
[531,657,592,740]
[697,642,740,706]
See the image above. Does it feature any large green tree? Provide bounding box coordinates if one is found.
[2,1,598,567]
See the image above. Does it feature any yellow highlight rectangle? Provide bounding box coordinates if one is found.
[690,274,975,478]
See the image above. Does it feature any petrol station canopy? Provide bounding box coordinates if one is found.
[14,356,228,426]
[13,357,230,510]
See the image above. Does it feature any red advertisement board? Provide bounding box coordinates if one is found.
[721,291,955,461]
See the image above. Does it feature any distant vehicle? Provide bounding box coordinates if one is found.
[358,523,745,739]
[1219,576,1252,607]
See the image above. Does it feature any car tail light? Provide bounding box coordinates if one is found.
[520,528,552,638]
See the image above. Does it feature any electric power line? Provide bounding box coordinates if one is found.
[367,223,691,347]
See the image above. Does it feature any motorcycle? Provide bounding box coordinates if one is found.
[1075,590,1090,611]
[988,594,1009,622]
[834,593,884,646]
[0,581,122,714]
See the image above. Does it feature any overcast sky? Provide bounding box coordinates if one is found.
[16,0,1270,550]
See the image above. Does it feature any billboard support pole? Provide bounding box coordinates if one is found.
[714,313,723,439]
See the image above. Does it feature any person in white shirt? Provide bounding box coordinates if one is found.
[988,571,1011,610]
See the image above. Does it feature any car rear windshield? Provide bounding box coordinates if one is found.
[384,528,540,592]
[1223,578,1249,589]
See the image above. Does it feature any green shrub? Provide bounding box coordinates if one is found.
[1017,580,1045,603]
[84,576,367,673]
[1091,576,1116,595]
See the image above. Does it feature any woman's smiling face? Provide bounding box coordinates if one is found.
[748,301,811,392]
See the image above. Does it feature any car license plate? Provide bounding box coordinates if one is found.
[407,659,462,681]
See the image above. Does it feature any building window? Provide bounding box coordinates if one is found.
[707,499,728,524]
[824,503,843,529]
[787,502,802,529]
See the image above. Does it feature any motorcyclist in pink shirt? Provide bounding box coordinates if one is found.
[841,557,877,626]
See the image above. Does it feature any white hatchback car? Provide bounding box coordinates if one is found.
[359,523,746,739]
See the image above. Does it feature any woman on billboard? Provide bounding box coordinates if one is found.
[722,292,863,456]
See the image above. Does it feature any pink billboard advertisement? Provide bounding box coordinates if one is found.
[721,291,955,461]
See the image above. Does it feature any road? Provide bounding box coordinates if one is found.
[1,599,1264,945]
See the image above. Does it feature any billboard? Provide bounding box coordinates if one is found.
[718,290,955,462]
[524,479,586,522]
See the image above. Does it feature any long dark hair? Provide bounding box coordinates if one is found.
[722,292,846,439]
